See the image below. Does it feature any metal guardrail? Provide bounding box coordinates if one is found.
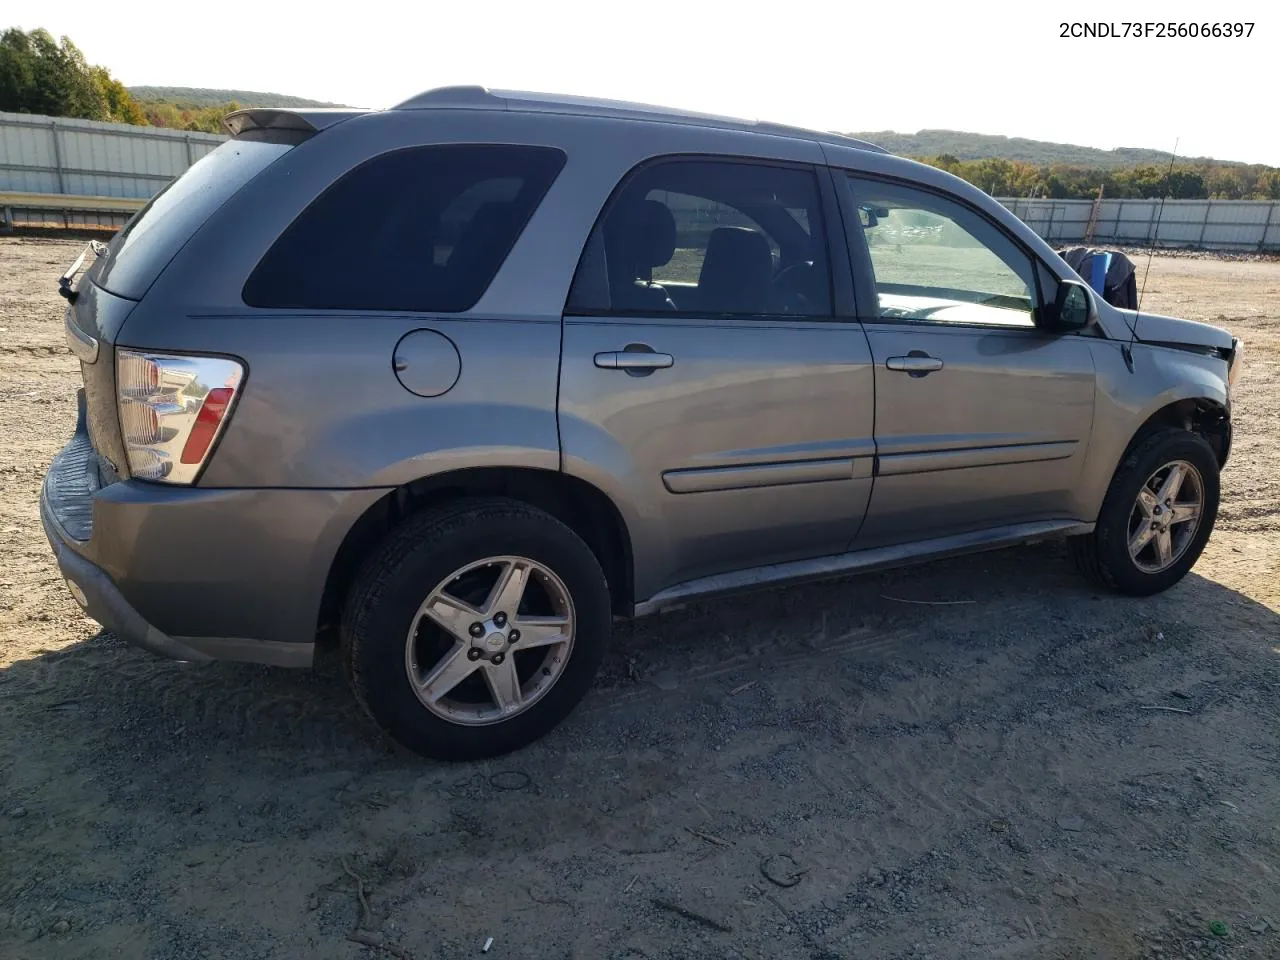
[0,110,220,232]
[0,191,145,232]
[5,185,1279,251]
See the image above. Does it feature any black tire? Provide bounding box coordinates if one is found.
[340,498,611,760]
[1070,428,1219,596]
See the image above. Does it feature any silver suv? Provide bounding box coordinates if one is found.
[42,87,1242,759]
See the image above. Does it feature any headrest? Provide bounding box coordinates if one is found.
[606,198,677,271]
[699,227,773,287]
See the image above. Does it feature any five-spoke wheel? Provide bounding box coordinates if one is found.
[1071,428,1219,595]
[342,499,611,760]
[1127,460,1204,573]
[407,556,575,725]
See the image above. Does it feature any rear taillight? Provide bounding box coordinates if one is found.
[116,349,244,484]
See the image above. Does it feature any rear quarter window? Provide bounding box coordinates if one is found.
[242,144,566,313]
[94,140,293,301]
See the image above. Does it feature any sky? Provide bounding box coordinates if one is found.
[11,0,1278,165]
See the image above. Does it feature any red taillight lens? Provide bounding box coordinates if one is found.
[180,387,235,465]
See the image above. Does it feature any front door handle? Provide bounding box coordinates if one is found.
[886,354,944,376]
[594,351,674,371]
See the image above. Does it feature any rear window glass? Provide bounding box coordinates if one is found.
[242,144,566,312]
[94,140,292,301]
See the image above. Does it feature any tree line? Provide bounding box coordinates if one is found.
[4,26,1279,199]
[0,28,231,133]
[915,154,1280,202]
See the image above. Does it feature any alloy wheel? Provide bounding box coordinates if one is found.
[404,556,576,725]
[1127,459,1204,574]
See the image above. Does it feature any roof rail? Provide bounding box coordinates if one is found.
[392,86,504,110]
[390,86,887,153]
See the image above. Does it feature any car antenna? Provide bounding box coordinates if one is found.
[1124,137,1179,372]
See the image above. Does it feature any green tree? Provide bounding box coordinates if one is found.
[0,28,99,117]
[1205,169,1246,199]
[0,27,145,125]
[1166,169,1207,199]
[90,66,146,124]
[140,99,235,133]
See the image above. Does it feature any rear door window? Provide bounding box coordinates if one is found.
[243,144,566,312]
[567,159,832,318]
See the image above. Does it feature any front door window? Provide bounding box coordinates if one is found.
[845,176,1041,328]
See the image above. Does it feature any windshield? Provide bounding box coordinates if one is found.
[93,139,293,300]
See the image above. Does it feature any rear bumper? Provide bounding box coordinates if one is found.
[40,421,386,667]
[41,495,226,662]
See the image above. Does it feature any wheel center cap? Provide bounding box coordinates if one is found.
[484,631,507,651]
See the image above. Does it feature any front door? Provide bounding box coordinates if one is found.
[559,158,876,600]
[839,174,1096,545]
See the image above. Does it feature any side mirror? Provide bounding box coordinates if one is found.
[1048,279,1093,331]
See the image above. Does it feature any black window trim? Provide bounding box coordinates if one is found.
[564,152,855,323]
[241,141,568,314]
[834,169,1070,336]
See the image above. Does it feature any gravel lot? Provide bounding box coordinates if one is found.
[1,238,1278,960]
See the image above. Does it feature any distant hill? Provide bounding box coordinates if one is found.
[128,86,346,109]
[848,129,1232,168]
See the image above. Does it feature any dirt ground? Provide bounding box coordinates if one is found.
[1,237,1278,960]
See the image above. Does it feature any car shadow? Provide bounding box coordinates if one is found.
[2,539,1277,769]
[3,539,1278,957]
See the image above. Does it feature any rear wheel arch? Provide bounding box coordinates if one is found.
[317,467,634,645]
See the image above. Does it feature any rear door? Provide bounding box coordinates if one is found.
[559,157,876,597]
[837,173,1096,545]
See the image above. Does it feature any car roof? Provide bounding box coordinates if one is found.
[391,86,888,155]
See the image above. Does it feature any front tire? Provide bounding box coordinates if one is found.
[341,498,611,760]
[1070,428,1219,596]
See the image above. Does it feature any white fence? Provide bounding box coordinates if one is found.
[0,111,223,229]
[2,110,1279,250]
[1000,197,1280,252]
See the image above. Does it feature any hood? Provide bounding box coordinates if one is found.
[1115,309,1234,352]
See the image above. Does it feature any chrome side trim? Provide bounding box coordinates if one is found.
[662,456,872,494]
[877,441,1076,477]
[633,519,1094,615]
[65,311,100,364]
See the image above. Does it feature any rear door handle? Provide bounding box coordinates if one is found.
[594,351,674,371]
[885,354,944,375]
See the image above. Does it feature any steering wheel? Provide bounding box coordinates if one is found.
[774,260,816,311]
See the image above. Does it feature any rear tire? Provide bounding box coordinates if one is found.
[1070,428,1219,596]
[341,498,611,760]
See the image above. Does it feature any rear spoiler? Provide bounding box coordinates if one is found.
[223,108,366,143]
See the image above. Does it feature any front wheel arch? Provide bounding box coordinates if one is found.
[1124,397,1230,468]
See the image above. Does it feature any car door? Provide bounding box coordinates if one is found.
[559,157,876,599]
[837,173,1097,545]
